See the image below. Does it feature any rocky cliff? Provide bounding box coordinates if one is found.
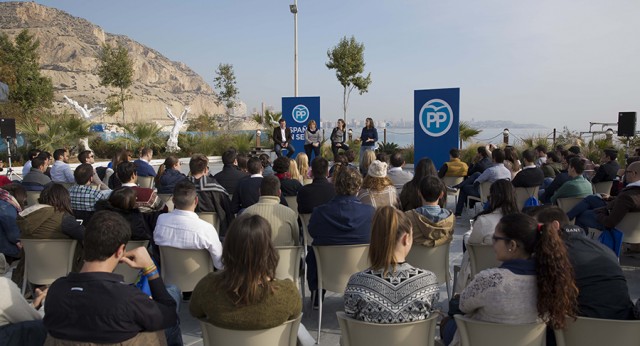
[0,1,224,124]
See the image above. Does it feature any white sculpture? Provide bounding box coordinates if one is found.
[64,95,105,120]
[165,106,190,153]
[64,95,106,154]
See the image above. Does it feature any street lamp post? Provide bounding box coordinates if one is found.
[503,128,510,145]
[289,1,298,97]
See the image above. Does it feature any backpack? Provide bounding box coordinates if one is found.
[598,228,624,258]
[523,196,540,209]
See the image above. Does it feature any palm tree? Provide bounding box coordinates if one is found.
[459,121,482,147]
[116,122,165,151]
[19,113,93,152]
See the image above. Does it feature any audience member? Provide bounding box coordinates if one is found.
[134,147,156,177]
[400,157,439,211]
[236,154,248,173]
[529,206,635,320]
[21,156,51,191]
[273,156,302,196]
[466,146,492,176]
[308,167,375,307]
[50,148,74,183]
[550,157,592,204]
[437,148,468,179]
[295,153,311,182]
[69,163,111,214]
[0,278,46,345]
[534,145,547,167]
[78,150,108,190]
[388,152,414,189]
[344,206,439,323]
[21,148,40,176]
[107,149,133,189]
[503,146,521,178]
[441,213,578,346]
[213,149,248,195]
[454,148,510,216]
[243,176,299,246]
[231,157,264,213]
[405,176,454,247]
[187,154,233,236]
[567,161,640,232]
[288,158,303,184]
[455,180,518,291]
[154,180,223,270]
[259,153,274,176]
[117,161,165,213]
[511,149,544,188]
[359,150,376,177]
[297,157,336,214]
[541,151,562,179]
[95,187,156,240]
[154,155,187,194]
[592,148,619,185]
[539,154,577,203]
[190,214,301,329]
[0,186,24,264]
[357,160,400,208]
[44,211,178,344]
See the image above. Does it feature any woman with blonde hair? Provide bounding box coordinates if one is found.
[288,158,303,184]
[359,150,377,177]
[190,214,302,329]
[304,119,322,163]
[295,153,311,182]
[344,206,439,323]
[357,160,400,208]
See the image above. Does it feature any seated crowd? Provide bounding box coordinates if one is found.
[0,141,639,346]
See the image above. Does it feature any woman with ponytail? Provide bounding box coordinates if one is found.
[443,212,578,346]
[344,206,439,323]
[154,156,186,194]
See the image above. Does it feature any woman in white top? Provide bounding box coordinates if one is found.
[0,277,47,344]
[455,179,519,292]
[357,160,400,209]
[442,213,578,346]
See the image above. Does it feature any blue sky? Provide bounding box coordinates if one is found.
[8,0,640,131]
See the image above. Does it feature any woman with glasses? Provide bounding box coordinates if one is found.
[155,156,186,194]
[442,212,578,346]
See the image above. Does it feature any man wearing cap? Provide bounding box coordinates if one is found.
[273,119,295,158]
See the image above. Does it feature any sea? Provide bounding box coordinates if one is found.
[383,127,555,148]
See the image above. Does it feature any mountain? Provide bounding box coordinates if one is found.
[0,1,223,123]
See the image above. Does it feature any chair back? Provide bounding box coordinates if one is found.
[44,330,168,346]
[405,243,451,299]
[200,314,302,346]
[479,181,492,203]
[275,246,303,283]
[467,243,501,280]
[137,176,154,189]
[299,213,312,247]
[615,211,640,243]
[113,240,149,283]
[592,181,613,195]
[443,176,464,200]
[159,246,213,292]
[197,212,220,231]
[21,239,77,286]
[284,196,298,216]
[337,311,438,346]
[26,191,41,207]
[556,197,584,214]
[157,194,174,211]
[554,316,640,346]
[60,182,75,190]
[515,186,540,211]
[454,315,547,346]
[313,244,369,293]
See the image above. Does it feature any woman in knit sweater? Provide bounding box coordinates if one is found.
[442,213,578,346]
[304,120,322,163]
[330,119,349,161]
[190,214,301,329]
[344,206,439,323]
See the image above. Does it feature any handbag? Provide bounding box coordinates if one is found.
[598,228,624,257]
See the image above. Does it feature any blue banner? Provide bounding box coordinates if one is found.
[281,96,321,154]
[414,88,460,168]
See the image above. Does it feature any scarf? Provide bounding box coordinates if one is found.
[0,188,22,212]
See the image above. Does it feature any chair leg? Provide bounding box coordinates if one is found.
[316,285,322,344]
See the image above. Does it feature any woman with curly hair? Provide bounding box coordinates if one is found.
[295,153,311,183]
[344,206,439,323]
[442,212,578,346]
[357,160,400,208]
[400,157,442,211]
[455,179,519,291]
[189,214,301,329]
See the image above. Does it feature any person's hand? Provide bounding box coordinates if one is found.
[16,241,22,250]
[33,287,48,310]
[313,143,319,147]
[336,143,342,147]
[120,246,154,270]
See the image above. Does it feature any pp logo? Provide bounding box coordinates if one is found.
[419,99,453,137]
[292,105,309,124]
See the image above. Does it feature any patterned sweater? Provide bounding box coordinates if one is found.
[344,263,439,323]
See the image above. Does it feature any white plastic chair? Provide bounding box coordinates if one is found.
[197,211,220,231]
[113,240,149,284]
[454,314,547,346]
[405,243,452,300]
[443,176,464,205]
[159,246,214,292]
[275,246,304,293]
[592,181,613,195]
[137,176,154,189]
[467,243,501,280]
[21,239,77,294]
[515,186,540,211]
[615,211,640,243]
[200,314,302,346]
[337,311,439,346]
[554,315,640,346]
